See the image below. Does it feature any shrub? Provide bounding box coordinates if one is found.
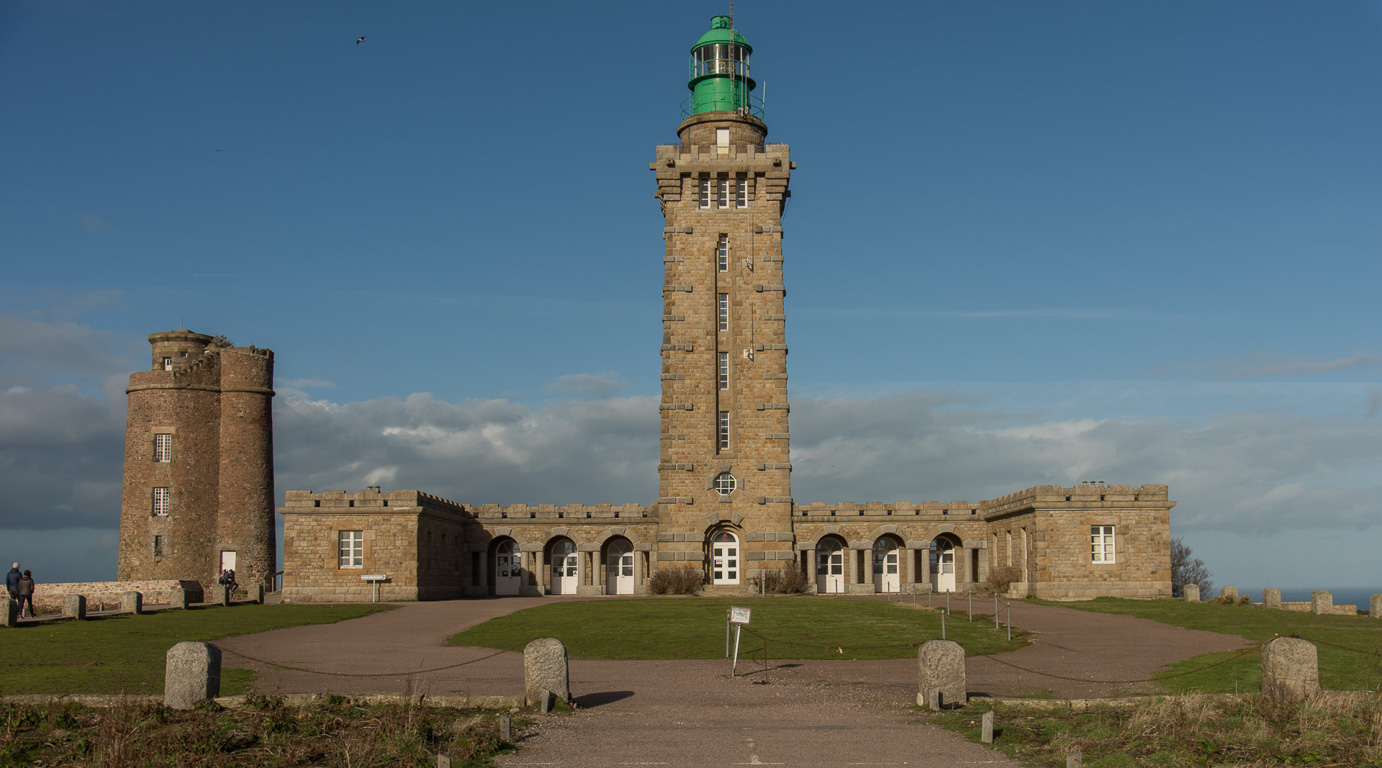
[648,567,704,595]
[982,566,1023,595]
[749,568,811,594]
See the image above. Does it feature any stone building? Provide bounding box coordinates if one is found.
[117,330,276,591]
[274,16,1174,603]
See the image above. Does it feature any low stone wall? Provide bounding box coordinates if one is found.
[30,580,202,615]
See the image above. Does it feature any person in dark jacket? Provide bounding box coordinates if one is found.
[5,563,19,599]
[15,570,34,618]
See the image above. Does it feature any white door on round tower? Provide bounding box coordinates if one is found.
[711,531,739,585]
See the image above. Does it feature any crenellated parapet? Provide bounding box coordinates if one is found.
[982,483,1174,520]
[470,502,653,522]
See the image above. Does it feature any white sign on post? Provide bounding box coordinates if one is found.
[361,573,388,603]
[728,606,752,676]
[730,607,752,624]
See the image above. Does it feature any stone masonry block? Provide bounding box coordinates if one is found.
[1261,637,1319,703]
[165,641,222,709]
[524,638,572,705]
[917,640,966,709]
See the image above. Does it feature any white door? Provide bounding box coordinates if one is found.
[711,532,739,585]
[817,543,844,593]
[495,542,521,596]
[551,553,578,595]
[220,550,236,574]
[606,541,635,595]
[881,549,900,593]
[934,542,957,593]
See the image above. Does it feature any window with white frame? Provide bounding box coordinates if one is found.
[713,472,737,495]
[699,178,712,209]
[154,433,172,462]
[717,234,729,272]
[152,487,170,517]
[718,293,728,331]
[734,176,748,208]
[1091,525,1116,563]
[718,352,729,390]
[339,530,364,569]
[717,177,731,208]
[719,411,730,450]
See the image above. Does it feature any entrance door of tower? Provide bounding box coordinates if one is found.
[220,550,237,575]
[874,540,900,593]
[933,540,957,593]
[606,540,634,595]
[495,541,521,596]
[817,540,844,593]
[711,532,739,585]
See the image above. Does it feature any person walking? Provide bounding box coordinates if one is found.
[5,563,19,600]
[15,570,34,618]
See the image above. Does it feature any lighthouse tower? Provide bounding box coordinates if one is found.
[651,15,794,590]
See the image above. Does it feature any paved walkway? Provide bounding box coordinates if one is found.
[217,597,1248,767]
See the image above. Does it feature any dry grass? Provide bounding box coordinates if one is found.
[934,692,1382,766]
[0,695,516,767]
[647,567,704,595]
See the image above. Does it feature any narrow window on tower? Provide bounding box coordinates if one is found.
[717,234,729,272]
[153,535,163,559]
[154,433,172,462]
[717,177,731,208]
[152,487,170,517]
[162,357,173,371]
[718,352,729,390]
[699,178,712,209]
[719,411,730,450]
[718,293,729,331]
[735,175,748,208]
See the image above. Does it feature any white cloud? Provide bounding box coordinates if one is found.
[544,372,626,399]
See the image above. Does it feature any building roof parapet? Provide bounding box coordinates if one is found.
[980,483,1174,519]
[469,502,652,521]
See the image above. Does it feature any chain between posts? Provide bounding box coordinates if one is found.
[216,641,528,678]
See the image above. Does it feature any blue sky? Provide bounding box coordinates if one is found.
[3,1,1381,592]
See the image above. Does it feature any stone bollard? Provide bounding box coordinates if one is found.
[63,594,87,620]
[1371,594,1382,619]
[170,587,189,610]
[1067,753,1083,768]
[164,642,222,709]
[254,584,265,605]
[1220,585,1238,601]
[121,591,143,615]
[1311,591,1333,615]
[981,710,994,743]
[524,638,572,706]
[499,713,512,741]
[1263,588,1281,610]
[917,639,966,709]
[1,596,17,628]
[1183,584,1199,602]
[1261,637,1319,703]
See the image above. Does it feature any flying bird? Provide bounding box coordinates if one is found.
[356,36,366,45]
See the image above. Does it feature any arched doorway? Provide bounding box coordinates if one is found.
[548,538,578,595]
[873,537,901,593]
[816,537,845,593]
[930,535,960,593]
[493,538,521,596]
[710,530,740,585]
[604,538,635,595]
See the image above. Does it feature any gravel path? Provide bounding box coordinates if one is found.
[218,596,1248,767]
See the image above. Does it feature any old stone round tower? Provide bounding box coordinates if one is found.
[117,330,276,590]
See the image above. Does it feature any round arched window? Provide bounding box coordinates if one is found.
[713,472,737,495]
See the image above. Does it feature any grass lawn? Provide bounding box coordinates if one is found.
[449,597,1026,660]
[1044,598,1382,693]
[0,603,392,696]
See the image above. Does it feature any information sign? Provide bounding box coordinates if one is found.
[729,606,751,624]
